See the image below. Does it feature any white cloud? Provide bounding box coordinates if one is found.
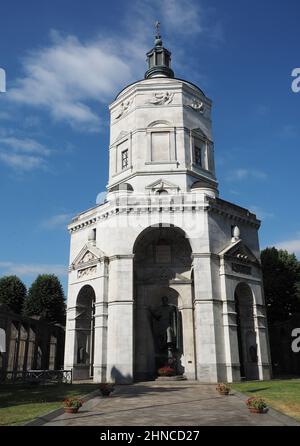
[0,136,51,155]
[227,168,267,181]
[8,31,141,131]
[0,135,50,171]
[275,239,300,255]
[41,213,73,229]
[7,0,222,131]
[248,205,275,220]
[162,0,204,34]
[0,152,46,171]
[0,261,67,276]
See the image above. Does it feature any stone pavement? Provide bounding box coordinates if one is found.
[39,381,299,426]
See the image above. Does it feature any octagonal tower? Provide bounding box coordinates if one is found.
[64,30,271,384]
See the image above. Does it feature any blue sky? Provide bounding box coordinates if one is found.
[0,0,300,293]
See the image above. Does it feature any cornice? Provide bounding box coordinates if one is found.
[69,204,209,234]
[107,167,215,191]
[207,198,260,228]
[192,253,219,261]
[109,254,135,262]
[111,77,210,106]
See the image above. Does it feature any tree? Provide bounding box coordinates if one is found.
[0,275,27,314]
[23,274,66,324]
[261,247,300,323]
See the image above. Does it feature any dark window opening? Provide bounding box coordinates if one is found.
[121,149,129,169]
[194,146,202,167]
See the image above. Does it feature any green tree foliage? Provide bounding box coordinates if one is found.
[0,275,27,314]
[23,274,65,324]
[261,247,300,323]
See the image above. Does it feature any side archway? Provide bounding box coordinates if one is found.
[235,282,259,380]
[74,285,95,380]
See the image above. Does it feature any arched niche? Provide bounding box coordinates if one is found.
[235,282,259,380]
[147,120,172,128]
[133,224,195,381]
[74,285,96,379]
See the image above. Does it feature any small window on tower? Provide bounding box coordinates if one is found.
[156,52,163,65]
[121,149,128,170]
[194,146,202,167]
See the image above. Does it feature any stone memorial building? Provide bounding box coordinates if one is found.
[64,29,271,383]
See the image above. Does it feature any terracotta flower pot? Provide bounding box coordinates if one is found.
[100,389,113,397]
[248,407,264,414]
[64,407,79,414]
[218,389,230,395]
[99,385,115,397]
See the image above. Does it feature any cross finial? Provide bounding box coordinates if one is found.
[155,20,161,37]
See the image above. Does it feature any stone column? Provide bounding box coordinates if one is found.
[93,259,109,382]
[221,298,241,382]
[219,260,241,382]
[106,255,134,383]
[193,254,220,382]
[252,284,272,380]
[64,305,77,373]
[173,283,196,379]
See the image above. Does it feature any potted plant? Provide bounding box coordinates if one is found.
[99,383,115,397]
[216,383,230,395]
[158,365,176,377]
[63,397,83,414]
[246,397,268,414]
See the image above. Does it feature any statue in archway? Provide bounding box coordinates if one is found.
[148,296,180,366]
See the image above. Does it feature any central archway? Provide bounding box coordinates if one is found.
[133,224,195,381]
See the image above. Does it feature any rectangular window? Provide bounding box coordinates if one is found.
[121,149,128,169]
[194,146,202,167]
[156,52,163,65]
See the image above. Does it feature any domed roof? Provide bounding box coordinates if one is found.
[114,27,205,101]
[115,77,205,101]
[144,22,174,80]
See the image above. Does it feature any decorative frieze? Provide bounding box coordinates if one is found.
[80,251,97,263]
[188,99,204,113]
[232,263,252,275]
[147,91,174,105]
[77,266,97,279]
[114,99,133,120]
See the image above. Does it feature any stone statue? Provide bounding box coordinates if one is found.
[148,296,179,360]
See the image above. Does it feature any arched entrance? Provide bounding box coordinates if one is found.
[74,285,95,380]
[235,283,259,380]
[133,224,195,381]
